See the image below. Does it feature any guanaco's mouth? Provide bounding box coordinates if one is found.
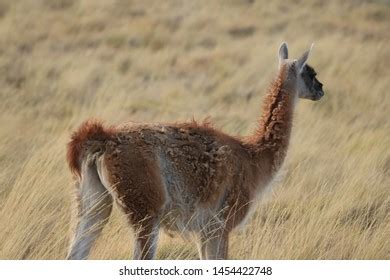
[311,90,324,101]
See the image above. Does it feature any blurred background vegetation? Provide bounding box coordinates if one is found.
[0,0,389,259]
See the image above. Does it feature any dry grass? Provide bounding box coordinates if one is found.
[0,0,389,259]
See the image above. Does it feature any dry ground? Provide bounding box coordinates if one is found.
[0,0,389,259]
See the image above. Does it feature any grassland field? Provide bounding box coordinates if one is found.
[0,0,389,259]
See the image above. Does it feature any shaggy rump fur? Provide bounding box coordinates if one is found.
[67,120,115,177]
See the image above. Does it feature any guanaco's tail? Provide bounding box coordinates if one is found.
[67,120,116,177]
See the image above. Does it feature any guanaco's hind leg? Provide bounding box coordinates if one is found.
[199,223,229,260]
[67,163,113,260]
[133,219,160,260]
[197,230,208,260]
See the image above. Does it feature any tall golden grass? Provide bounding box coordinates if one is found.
[0,0,389,259]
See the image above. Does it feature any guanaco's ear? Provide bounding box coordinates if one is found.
[297,43,314,71]
[278,42,288,66]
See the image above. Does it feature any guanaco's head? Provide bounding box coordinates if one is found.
[278,42,324,101]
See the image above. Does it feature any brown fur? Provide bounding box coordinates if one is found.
[248,65,295,172]
[67,119,116,177]
[67,65,300,259]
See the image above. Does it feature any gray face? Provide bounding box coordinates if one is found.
[298,64,324,101]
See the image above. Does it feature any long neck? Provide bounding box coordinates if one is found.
[249,66,296,172]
